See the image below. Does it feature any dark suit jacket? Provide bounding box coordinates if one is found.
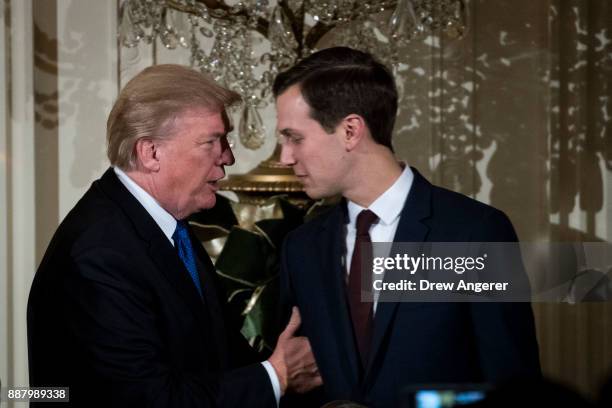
[280,168,541,408]
[27,168,276,407]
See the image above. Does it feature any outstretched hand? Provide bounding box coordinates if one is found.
[268,307,323,395]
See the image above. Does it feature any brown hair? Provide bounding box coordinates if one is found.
[107,64,241,170]
[273,47,398,151]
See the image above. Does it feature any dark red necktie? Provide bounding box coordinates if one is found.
[348,209,378,368]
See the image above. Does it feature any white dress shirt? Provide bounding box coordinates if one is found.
[345,165,414,313]
[113,167,281,404]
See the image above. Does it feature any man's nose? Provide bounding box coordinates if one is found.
[219,138,235,166]
[280,144,295,166]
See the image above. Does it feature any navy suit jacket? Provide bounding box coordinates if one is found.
[27,168,275,407]
[280,168,541,407]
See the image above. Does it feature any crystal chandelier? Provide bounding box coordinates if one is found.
[119,0,467,150]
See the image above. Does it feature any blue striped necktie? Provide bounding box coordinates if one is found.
[172,220,203,297]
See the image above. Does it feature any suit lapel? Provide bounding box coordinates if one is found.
[191,233,229,368]
[147,236,209,321]
[366,168,432,380]
[96,168,208,329]
[316,204,361,388]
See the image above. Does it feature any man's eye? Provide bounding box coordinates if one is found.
[283,135,302,145]
[277,132,303,145]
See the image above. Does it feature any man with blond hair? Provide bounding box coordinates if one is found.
[28,64,321,407]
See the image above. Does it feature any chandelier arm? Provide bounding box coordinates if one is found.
[166,0,270,39]
[277,0,303,56]
[302,0,400,52]
[304,22,336,52]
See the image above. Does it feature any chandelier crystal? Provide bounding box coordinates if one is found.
[119,0,467,149]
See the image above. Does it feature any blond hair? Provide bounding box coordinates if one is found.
[107,64,241,170]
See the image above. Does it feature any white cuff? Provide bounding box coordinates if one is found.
[261,360,281,406]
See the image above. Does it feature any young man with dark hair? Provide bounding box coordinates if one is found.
[275,47,541,407]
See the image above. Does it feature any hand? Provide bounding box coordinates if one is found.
[268,307,323,395]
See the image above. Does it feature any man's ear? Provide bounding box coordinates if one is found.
[341,114,367,151]
[134,138,161,172]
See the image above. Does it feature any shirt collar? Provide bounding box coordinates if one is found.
[113,166,177,243]
[347,165,414,226]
